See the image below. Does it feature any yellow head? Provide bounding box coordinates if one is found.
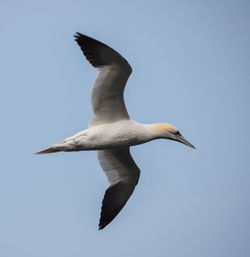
[152,123,195,149]
[153,123,178,135]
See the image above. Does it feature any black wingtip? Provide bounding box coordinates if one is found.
[73,32,96,42]
[74,32,81,37]
[98,224,105,230]
[98,219,110,230]
[73,32,132,72]
[98,182,134,230]
[73,32,82,41]
[98,219,105,230]
[98,217,111,230]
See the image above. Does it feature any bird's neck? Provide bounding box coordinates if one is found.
[141,123,166,140]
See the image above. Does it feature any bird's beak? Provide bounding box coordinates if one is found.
[175,134,196,149]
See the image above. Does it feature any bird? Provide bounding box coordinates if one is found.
[36,33,195,230]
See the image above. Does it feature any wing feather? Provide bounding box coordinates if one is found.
[74,33,132,126]
[98,147,140,230]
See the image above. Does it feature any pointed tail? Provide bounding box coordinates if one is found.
[35,147,60,154]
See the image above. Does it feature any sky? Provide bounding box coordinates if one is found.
[1,0,250,256]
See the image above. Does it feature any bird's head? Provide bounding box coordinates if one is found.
[153,123,195,149]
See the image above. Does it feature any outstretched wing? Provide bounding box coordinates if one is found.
[74,33,132,126]
[97,147,140,230]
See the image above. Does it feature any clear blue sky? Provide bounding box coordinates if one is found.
[1,0,250,256]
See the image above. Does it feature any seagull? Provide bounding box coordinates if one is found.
[36,33,195,230]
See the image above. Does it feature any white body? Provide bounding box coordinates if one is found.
[53,120,156,151]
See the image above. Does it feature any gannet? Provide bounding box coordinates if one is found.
[37,33,195,230]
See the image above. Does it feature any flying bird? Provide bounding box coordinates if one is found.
[37,33,195,230]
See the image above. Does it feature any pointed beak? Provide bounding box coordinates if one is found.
[175,134,196,149]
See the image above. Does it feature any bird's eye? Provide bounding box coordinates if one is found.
[175,131,182,136]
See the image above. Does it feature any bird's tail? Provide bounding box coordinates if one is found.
[35,147,60,154]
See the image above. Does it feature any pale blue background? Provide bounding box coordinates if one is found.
[1,0,250,256]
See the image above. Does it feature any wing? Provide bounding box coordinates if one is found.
[74,33,132,126]
[97,147,140,230]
